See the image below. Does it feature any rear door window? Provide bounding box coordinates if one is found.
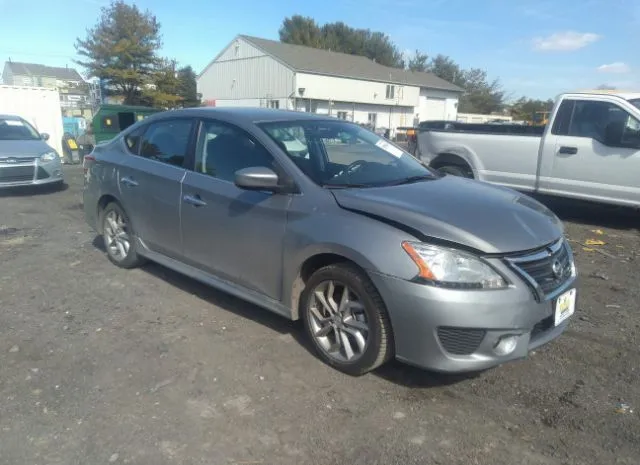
[138,119,194,167]
[551,100,575,136]
[124,126,146,155]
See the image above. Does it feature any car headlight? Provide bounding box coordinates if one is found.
[40,151,59,162]
[402,241,507,289]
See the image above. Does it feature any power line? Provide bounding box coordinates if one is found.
[0,50,77,59]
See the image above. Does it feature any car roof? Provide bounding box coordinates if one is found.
[146,107,341,125]
[0,114,23,120]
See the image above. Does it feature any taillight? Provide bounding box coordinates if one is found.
[83,154,95,174]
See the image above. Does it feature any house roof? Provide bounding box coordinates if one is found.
[237,35,463,93]
[4,61,84,82]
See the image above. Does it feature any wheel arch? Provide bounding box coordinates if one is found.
[96,194,122,234]
[430,152,475,177]
[287,246,376,321]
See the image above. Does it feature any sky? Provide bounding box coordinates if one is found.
[0,0,637,100]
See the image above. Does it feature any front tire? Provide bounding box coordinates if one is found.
[301,264,394,376]
[101,202,144,269]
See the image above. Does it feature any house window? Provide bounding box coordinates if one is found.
[337,111,348,120]
[304,100,318,113]
[268,100,280,109]
[385,85,395,100]
[368,113,377,127]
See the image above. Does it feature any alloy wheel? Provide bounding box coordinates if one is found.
[308,280,370,363]
[103,209,131,262]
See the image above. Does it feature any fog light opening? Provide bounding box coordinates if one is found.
[494,335,518,356]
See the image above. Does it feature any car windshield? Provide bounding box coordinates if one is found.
[0,117,41,141]
[259,119,435,187]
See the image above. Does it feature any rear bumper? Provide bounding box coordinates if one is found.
[0,159,64,188]
[369,265,577,373]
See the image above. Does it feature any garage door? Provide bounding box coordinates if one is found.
[424,97,447,120]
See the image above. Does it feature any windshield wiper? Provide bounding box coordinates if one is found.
[382,174,435,186]
[322,182,371,189]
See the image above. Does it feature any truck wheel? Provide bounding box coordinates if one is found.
[437,164,473,178]
[301,263,394,376]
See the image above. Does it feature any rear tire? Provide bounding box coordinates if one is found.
[101,202,144,269]
[301,263,394,376]
[436,164,473,178]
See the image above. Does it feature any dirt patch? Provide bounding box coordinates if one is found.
[0,165,638,465]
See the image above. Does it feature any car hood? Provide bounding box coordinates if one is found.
[0,139,51,158]
[331,176,563,254]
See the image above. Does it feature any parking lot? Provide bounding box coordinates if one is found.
[1,165,639,465]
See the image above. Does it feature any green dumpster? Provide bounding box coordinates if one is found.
[92,105,161,143]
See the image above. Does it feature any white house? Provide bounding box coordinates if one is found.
[197,35,463,133]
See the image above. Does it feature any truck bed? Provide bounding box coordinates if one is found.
[418,123,543,192]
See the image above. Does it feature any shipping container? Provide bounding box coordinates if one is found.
[0,85,64,156]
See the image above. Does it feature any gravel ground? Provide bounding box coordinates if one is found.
[1,165,638,465]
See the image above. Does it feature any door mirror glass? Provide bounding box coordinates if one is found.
[40,132,50,141]
[235,167,280,191]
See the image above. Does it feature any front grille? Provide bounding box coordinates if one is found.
[507,239,573,298]
[0,165,35,183]
[0,156,37,164]
[437,327,486,355]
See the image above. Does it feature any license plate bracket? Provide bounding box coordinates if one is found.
[554,288,576,326]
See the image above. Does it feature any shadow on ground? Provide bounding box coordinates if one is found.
[91,235,474,389]
[0,182,68,198]
[532,194,639,231]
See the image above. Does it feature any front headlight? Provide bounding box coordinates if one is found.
[402,241,507,289]
[40,151,59,162]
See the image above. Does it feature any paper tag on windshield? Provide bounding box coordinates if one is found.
[375,139,403,158]
[4,120,24,126]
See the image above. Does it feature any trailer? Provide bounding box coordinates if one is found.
[0,85,64,156]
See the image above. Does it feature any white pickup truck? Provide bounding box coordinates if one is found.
[415,91,640,208]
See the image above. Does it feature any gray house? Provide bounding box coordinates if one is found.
[2,61,92,116]
[2,61,84,88]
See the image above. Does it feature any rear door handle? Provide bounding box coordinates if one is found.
[120,176,138,187]
[183,194,207,207]
[558,146,578,155]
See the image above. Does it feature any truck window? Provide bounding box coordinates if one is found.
[551,100,574,136]
[568,100,640,145]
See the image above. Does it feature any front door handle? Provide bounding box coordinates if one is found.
[120,176,138,187]
[183,194,207,207]
[558,146,578,155]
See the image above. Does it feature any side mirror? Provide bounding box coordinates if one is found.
[235,167,281,192]
[41,132,50,141]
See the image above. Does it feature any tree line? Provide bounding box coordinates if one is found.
[75,1,200,109]
[75,2,558,118]
[279,15,556,117]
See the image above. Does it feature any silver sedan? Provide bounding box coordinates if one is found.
[83,107,577,376]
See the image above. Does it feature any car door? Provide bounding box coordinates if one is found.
[538,98,640,205]
[180,119,292,301]
[116,118,195,259]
